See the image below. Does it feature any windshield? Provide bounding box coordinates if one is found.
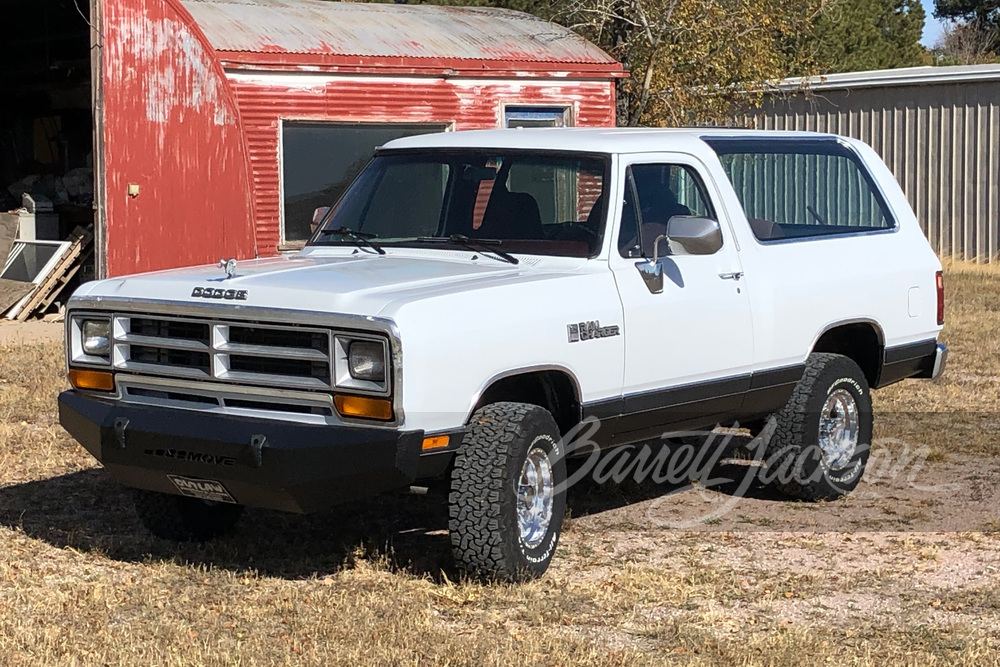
[308,151,609,258]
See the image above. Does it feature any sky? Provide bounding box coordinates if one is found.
[920,0,949,47]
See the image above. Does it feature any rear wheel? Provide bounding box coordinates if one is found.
[132,490,244,541]
[763,353,872,501]
[449,402,566,582]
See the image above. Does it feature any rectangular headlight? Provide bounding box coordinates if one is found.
[334,335,389,393]
[348,340,386,382]
[70,315,113,366]
[82,319,111,356]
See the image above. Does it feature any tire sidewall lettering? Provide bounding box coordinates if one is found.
[828,376,865,398]
[827,459,863,484]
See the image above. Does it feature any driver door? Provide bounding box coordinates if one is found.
[609,155,754,444]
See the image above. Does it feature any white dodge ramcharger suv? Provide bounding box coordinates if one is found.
[59,129,946,581]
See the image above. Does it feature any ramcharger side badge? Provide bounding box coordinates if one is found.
[568,321,621,342]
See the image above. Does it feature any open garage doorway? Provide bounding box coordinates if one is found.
[1,0,96,292]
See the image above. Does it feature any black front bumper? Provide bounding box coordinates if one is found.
[58,391,424,514]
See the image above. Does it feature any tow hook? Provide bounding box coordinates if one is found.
[114,417,129,449]
[249,434,267,468]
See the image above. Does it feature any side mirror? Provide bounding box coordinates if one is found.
[665,216,723,255]
[311,206,331,234]
[633,218,723,294]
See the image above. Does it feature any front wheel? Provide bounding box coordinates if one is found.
[763,353,873,501]
[132,489,244,541]
[449,402,567,582]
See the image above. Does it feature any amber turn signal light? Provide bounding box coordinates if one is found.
[69,369,115,392]
[421,435,450,451]
[334,394,393,421]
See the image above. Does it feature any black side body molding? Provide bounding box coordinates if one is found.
[877,338,939,387]
[580,364,806,447]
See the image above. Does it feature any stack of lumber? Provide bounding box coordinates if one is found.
[2,226,93,321]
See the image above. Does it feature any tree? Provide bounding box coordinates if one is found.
[554,0,816,126]
[934,0,1000,53]
[935,0,1000,26]
[807,0,927,74]
[932,21,999,63]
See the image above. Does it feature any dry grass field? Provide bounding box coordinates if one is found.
[1,262,999,666]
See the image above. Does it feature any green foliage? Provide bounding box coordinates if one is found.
[807,0,928,74]
[550,0,818,126]
[935,0,1000,26]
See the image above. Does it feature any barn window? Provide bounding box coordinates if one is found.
[504,106,571,128]
[280,122,448,245]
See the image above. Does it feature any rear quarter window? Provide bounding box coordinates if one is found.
[703,138,896,242]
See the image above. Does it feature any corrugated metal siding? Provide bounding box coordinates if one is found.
[229,74,616,254]
[754,79,1000,262]
[100,0,256,276]
[181,0,618,66]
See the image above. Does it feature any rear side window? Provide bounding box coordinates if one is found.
[704,138,895,242]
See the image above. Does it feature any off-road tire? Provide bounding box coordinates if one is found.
[763,353,873,501]
[449,402,567,582]
[132,490,244,541]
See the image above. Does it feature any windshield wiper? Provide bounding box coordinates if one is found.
[415,235,519,265]
[315,226,385,255]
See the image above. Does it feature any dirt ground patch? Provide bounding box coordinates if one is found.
[0,320,63,346]
[1,262,999,666]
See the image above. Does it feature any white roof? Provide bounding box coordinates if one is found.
[778,63,1000,91]
[381,127,841,154]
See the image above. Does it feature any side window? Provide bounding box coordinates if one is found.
[705,139,896,242]
[618,164,715,258]
[618,170,641,257]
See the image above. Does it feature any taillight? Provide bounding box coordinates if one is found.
[936,271,944,326]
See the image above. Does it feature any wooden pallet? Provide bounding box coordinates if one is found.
[6,227,93,321]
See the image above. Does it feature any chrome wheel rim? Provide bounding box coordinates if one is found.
[819,388,860,470]
[517,446,554,549]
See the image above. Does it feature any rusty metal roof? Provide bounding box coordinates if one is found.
[181,0,619,66]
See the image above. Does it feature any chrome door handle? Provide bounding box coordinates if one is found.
[719,271,743,281]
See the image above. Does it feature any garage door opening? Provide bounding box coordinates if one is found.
[1,0,95,313]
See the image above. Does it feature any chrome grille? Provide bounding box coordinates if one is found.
[112,315,336,390]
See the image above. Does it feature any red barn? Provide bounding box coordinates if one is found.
[3,0,623,278]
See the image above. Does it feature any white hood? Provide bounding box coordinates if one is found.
[74,248,589,318]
